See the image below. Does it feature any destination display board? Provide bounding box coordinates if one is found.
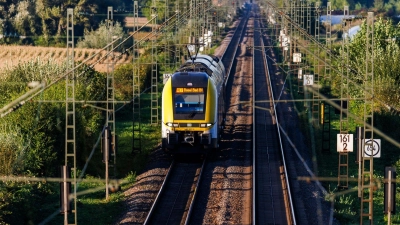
[176,88,204,93]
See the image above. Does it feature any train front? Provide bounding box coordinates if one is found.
[161,71,219,153]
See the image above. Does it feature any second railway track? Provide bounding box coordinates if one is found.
[252,4,295,224]
[116,2,308,224]
[144,159,205,225]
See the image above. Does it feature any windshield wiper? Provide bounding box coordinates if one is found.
[189,110,196,118]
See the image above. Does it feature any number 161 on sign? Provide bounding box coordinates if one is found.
[337,134,353,152]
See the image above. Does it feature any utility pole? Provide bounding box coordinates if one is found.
[132,1,142,154]
[311,2,321,126]
[321,2,332,154]
[150,0,159,125]
[360,12,375,225]
[105,6,116,200]
[338,6,350,190]
[64,8,77,225]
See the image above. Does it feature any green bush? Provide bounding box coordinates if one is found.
[77,20,133,52]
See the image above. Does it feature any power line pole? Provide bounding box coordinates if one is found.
[105,6,116,200]
[338,6,350,190]
[312,2,321,126]
[64,8,77,225]
[132,1,142,154]
[360,11,375,224]
[321,2,332,154]
[151,0,159,125]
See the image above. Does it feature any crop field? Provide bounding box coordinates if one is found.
[0,45,134,73]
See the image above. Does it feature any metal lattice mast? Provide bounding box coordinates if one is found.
[360,12,375,225]
[190,0,196,39]
[185,0,191,59]
[281,0,289,62]
[189,0,193,46]
[165,0,170,71]
[312,2,321,126]
[289,0,295,61]
[297,0,304,94]
[132,1,142,154]
[197,0,201,45]
[338,6,350,189]
[105,6,116,200]
[175,2,181,67]
[325,2,332,81]
[202,0,206,52]
[300,0,305,31]
[321,2,332,153]
[151,0,159,125]
[64,8,77,225]
[306,1,311,34]
[294,0,304,94]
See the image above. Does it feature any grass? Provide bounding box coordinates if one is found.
[278,35,400,223]
[0,45,132,73]
[35,97,161,224]
[37,175,129,224]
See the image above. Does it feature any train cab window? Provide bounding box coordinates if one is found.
[175,94,204,113]
[173,87,206,119]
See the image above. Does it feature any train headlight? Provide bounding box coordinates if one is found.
[200,123,213,128]
[166,122,179,127]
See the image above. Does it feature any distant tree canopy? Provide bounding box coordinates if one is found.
[330,18,400,115]
[76,20,132,50]
[0,0,135,46]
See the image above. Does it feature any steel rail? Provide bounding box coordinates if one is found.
[261,21,296,225]
[143,161,175,225]
[184,159,206,225]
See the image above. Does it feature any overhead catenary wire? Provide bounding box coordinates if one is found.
[0,2,210,116]
[263,0,400,113]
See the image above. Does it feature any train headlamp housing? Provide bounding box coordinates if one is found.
[166,122,179,127]
[200,123,213,128]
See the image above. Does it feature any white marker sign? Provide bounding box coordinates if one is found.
[293,53,301,63]
[363,139,381,158]
[303,75,314,86]
[337,134,353,152]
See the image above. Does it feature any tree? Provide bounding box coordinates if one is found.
[374,0,385,10]
[77,19,132,51]
[333,18,400,114]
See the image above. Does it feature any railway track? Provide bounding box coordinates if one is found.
[143,6,252,225]
[156,4,296,224]
[252,4,295,224]
[117,3,302,224]
[144,159,205,225]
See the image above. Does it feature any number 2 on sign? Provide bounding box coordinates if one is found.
[337,134,353,152]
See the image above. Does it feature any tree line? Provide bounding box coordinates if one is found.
[0,0,136,46]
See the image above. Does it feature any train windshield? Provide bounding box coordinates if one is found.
[174,93,205,114]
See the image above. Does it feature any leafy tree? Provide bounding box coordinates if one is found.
[9,1,38,36]
[374,0,385,10]
[332,18,400,115]
[114,62,151,101]
[77,19,132,51]
[0,56,108,223]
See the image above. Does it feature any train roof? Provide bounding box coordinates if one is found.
[178,54,225,77]
[173,54,225,92]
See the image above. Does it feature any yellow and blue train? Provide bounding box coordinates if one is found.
[161,54,226,153]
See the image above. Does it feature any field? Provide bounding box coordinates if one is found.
[0,41,146,73]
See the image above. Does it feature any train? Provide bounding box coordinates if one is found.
[161,54,226,154]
